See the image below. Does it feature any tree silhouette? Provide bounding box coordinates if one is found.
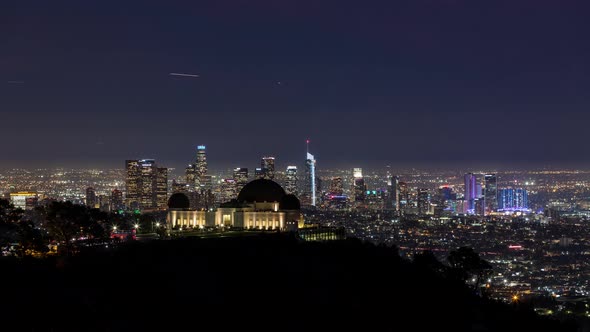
[0,199,24,254]
[43,201,105,255]
[448,246,492,293]
[16,220,48,256]
[414,250,448,276]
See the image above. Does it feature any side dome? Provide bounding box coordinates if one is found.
[280,194,301,210]
[168,193,190,209]
[237,179,286,203]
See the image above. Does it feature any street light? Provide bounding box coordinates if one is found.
[156,222,160,228]
[134,223,140,229]
[113,226,117,231]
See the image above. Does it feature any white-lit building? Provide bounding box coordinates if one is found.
[10,191,38,210]
[167,179,301,231]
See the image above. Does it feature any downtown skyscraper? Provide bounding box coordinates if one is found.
[303,141,316,206]
[86,187,96,208]
[285,166,298,196]
[260,157,275,180]
[353,168,366,203]
[233,167,249,193]
[484,174,498,214]
[186,145,209,191]
[387,175,400,212]
[464,173,478,213]
[126,159,168,210]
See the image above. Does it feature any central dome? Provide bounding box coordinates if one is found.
[168,192,190,209]
[237,179,286,203]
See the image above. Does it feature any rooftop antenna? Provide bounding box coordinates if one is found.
[306,139,310,154]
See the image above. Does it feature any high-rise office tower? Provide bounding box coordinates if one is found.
[219,178,237,203]
[304,140,317,206]
[97,195,111,212]
[111,189,123,211]
[126,160,141,209]
[255,168,264,179]
[464,173,477,213]
[186,145,208,190]
[196,145,207,178]
[398,182,409,211]
[498,188,528,211]
[200,175,213,192]
[484,174,498,214]
[172,180,188,194]
[185,164,197,190]
[285,166,298,195]
[156,167,168,209]
[387,176,400,211]
[139,159,156,209]
[261,157,275,180]
[233,167,249,193]
[417,189,430,215]
[86,187,96,208]
[316,176,323,205]
[353,168,366,202]
[330,177,344,196]
[125,159,168,210]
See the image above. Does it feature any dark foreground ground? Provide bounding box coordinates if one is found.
[1,234,577,331]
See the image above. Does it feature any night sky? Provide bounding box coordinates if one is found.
[2,1,590,171]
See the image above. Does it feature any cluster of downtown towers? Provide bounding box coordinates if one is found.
[123,145,317,211]
[123,146,528,214]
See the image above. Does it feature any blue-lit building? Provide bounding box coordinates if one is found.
[498,188,529,212]
[304,152,317,206]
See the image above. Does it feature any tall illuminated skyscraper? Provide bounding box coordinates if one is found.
[417,189,430,215]
[126,160,141,208]
[255,168,264,179]
[219,178,237,203]
[196,145,207,178]
[86,187,96,208]
[399,182,409,211]
[261,157,275,180]
[111,189,123,211]
[329,177,344,196]
[353,168,366,202]
[304,140,317,206]
[233,167,249,193]
[285,166,298,195]
[387,175,400,211]
[156,167,168,209]
[125,159,168,210]
[185,164,196,190]
[464,173,477,213]
[484,174,498,214]
[186,145,208,190]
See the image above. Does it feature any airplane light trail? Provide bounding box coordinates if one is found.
[169,72,200,78]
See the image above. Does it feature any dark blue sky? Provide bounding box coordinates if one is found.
[2,1,589,170]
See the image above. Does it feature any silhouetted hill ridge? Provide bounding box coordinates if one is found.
[0,234,575,331]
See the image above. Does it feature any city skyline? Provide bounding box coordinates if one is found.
[3,1,590,168]
[3,2,590,330]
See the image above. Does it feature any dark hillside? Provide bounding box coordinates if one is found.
[1,234,575,331]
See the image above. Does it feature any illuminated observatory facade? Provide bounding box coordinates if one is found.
[166,179,301,231]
